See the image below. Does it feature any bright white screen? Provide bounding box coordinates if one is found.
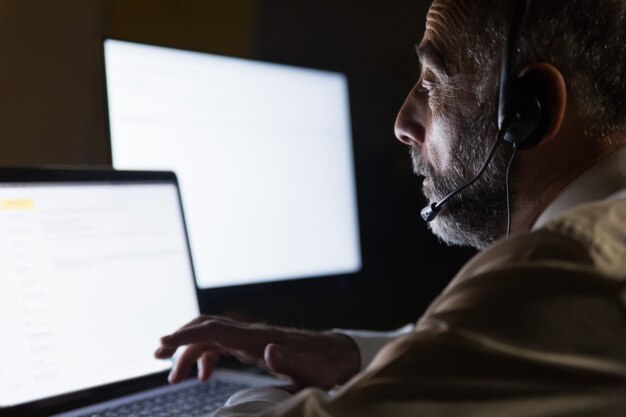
[0,183,199,407]
[105,40,362,288]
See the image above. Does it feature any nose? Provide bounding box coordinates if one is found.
[394,86,426,146]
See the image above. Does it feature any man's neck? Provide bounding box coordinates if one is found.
[532,146,626,230]
[509,138,624,234]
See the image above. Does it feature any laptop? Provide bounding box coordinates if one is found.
[0,168,279,417]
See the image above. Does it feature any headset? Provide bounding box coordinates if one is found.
[420,0,553,236]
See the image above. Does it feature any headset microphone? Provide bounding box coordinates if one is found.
[421,0,549,230]
[420,129,505,222]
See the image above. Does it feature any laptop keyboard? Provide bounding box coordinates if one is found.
[75,380,250,417]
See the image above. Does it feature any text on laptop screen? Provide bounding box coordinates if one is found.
[104,40,362,289]
[0,182,199,407]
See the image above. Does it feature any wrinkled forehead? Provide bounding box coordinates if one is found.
[420,0,486,75]
[423,0,472,48]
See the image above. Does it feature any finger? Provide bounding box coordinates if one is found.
[201,315,236,323]
[156,316,211,358]
[198,351,219,383]
[156,315,239,358]
[162,320,269,357]
[264,344,336,390]
[168,344,211,384]
[155,345,179,359]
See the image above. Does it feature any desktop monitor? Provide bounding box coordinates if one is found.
[104,39,361,289]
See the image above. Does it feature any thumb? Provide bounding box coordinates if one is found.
[264,343,335,390]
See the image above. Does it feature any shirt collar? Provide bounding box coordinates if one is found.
[532,146,626,230]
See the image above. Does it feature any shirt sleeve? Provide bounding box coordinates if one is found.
[333,324,414,370]
[214,221,626,417]
[214,387,294,417]
[214,325,412,416]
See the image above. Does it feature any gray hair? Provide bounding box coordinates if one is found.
[456,0,626,140]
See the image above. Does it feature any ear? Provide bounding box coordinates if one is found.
[519,63,567,143]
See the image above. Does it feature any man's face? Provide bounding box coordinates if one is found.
[394,0,511,249]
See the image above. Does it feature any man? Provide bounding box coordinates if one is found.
[155,0,626,415]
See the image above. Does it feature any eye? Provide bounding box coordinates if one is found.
[420,76,443,113]
[419,68,438,93]
[421,79,439,99]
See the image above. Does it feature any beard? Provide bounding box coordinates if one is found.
[411,105,513,249]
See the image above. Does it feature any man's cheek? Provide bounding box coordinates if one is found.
[427,117,456,172]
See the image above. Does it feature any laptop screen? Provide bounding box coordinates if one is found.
[0,180,199,407]
[104,39,362,289]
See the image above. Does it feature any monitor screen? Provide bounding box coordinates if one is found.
[0,181,199,407]
[104,39,362,289]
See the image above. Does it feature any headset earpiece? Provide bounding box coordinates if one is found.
[499,76,551,150]
[497,0,552,150]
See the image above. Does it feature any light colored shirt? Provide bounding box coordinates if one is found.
[338,147,626,374]
[215,146,626,417]
[533,146,626,229]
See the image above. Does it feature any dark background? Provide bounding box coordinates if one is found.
[0,0,475,331]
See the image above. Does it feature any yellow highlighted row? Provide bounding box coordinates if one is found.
[1,199,35,211]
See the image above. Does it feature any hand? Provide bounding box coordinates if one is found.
[154,315,361,390]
